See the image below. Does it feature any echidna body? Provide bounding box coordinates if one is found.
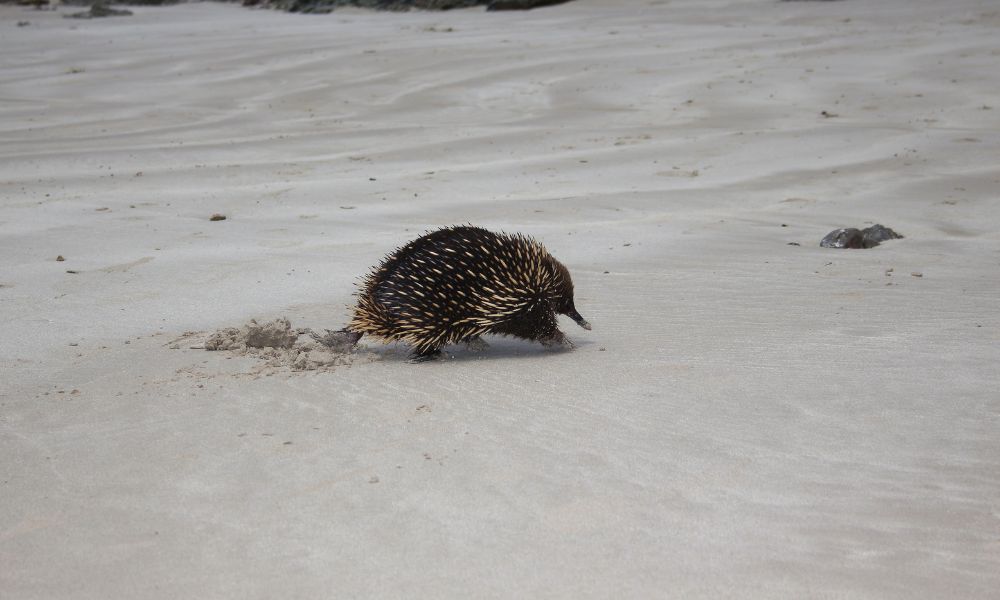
[344,225,590,361]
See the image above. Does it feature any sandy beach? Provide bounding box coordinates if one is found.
[2,0,999,597]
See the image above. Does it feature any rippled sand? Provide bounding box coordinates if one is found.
[2,1,999,597]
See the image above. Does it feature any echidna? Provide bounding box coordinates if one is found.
[319,225,590,362]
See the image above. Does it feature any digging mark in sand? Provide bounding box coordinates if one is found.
[99,256,154,273]
[203,317,377,371]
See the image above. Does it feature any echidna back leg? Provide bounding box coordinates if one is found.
[463,335,490,352]
[311,328,362,353]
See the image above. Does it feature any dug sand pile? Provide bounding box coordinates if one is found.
[204,317,376,370]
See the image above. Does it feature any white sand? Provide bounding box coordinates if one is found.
[2,0,999,597]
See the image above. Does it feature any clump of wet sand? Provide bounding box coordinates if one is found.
[205,318,375,370]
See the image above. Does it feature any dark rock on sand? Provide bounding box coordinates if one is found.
[820,228,864,249]
[820,224,903,249]
[243,0,572,12]
[0,0,48,6]
[65,2,134,18]
[244,0,475,12]
[487,0,572,9]
[61,0,180,4]
[860,224,903,247]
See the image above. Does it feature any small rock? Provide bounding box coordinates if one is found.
[209,214,227,221]
[911,271,923,278]
[56,255,65,262]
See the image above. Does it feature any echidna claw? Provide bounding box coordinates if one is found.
[540,331,574,350]
[408,350,442,364]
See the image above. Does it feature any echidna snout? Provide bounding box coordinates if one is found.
[344,225,590,361]
[546,257,591,330]
[565,304,591,330]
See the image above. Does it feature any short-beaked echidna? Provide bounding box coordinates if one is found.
[325,225,590,362]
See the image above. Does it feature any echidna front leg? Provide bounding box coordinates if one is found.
[539,329,574,349]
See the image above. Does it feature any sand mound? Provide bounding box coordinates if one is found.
[204,318,375,370]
